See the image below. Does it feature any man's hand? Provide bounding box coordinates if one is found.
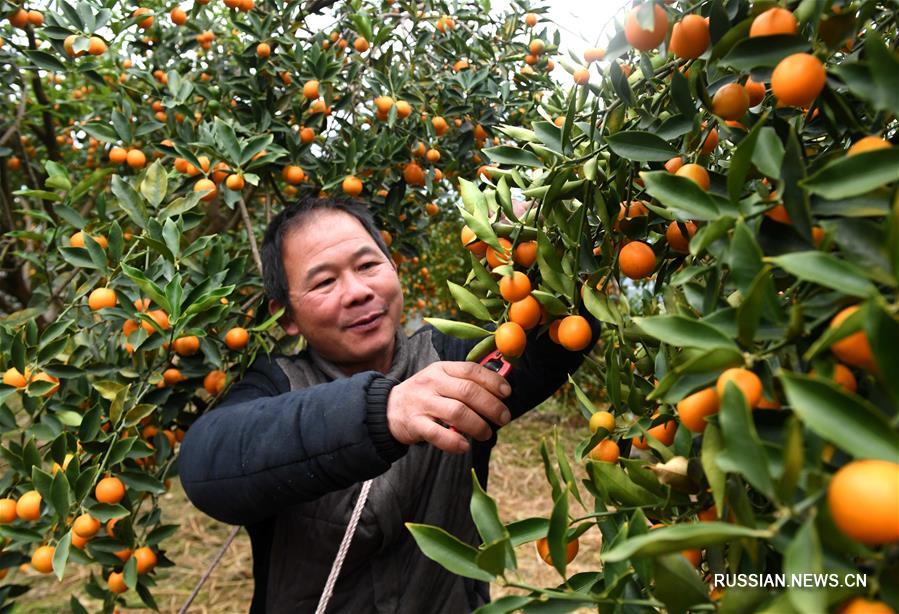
[386,362,512,454]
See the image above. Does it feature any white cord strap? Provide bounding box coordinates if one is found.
[314,478,374,614]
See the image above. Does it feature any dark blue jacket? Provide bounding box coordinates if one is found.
[178,321,598,612]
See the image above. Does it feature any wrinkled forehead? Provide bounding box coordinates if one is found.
[281,209,381,273]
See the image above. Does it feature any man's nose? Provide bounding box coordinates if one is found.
[342,273,375,304]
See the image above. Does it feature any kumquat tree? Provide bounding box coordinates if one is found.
[0,0,559,609]
[407,0,899,612]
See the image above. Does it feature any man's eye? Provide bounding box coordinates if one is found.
[313,278,334,289]
[360,261,378,270]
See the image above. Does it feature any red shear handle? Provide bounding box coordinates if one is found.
[478,349,512,378]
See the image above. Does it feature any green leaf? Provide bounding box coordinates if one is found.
[588,462,665,508]
[778,415,803,502]
[469,471,509,547]
[719,35,810,70]
[50,470,71,521]
[605,131,677,162]
[784,520,826,613]
[766,252,878,298]
[447,281,493,321]
[483,146,543,167]
[546,486,571,577]
[640,171,720,221]
[633,315,737,351]
[670,69,695,117]
[120,264,171,312]
[111,176,148,229]
[716,382,776,499]
[728,113,766,202]
[406,524,496,582]
[139,161,167,208]
[780,371,899,462]
[752,127,785,179]
[653,553,711,613]
[801,148,899,199]
[867,305,899,406]
[602,522,770,562]
[53,531,71,581]
[214,118,242,164]
[701,423,727,515]
[423,318,492,341]
[507,518,548,548]
[26,50,67,72]
[159,193,203,219]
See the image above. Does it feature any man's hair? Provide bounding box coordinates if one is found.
[261,196,392,319]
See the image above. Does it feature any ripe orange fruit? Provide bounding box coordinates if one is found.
[16,490,42,521]
[453,59,470,72]
[771,53,826,108]
[170,6,187,25]
[512,241,538,267]
[811,363,857,393]
[109,146,128,164]
[536,536,579,565]
[88,288,117,311]
[588,439,620,462]
[73,513,101,538]
[525,12,537,27]
[749,7,798,37]
[666,220,697,253]
[108,571,127,593]
[88,36,107,55]
[589,411,615,434]
[548,319,562,344]
[677,387,719,432]
[194,178,217,201]
[114,547,132,562]
[8,8,28,28]
[374,96,394,114]
[460,226,488,258]
[31,545,55,574]
[745,77,766,106]
[572,68,590,85]
[499,271,532,302]
[701,126,719,155]
[557,315,592,351]
[486,238,513,269]
[403,162,426,186]
[225,174,245,191]
[71,532,90,549]
[141,309,170,334]
[712,83,750,120]
[224,327,249,350]
[839,598,895,614]
[633,414,677,449]
[716,368,763,407]
[125,149,147,170]
[353,36,369,52]
[134,546,157,574]
[584,47,605,63]
[664,156,684,173]
[495,322,526,357]
[624,3,668,51]
[669,14,709,59]
[163,368,186,386]
[618,241,656,279]
[95,476,126,504]
[425,202,439,216]
[3,367,29,388]
[70,231,108,249]
[256,42,270,58]
[509,296,541,330]
[303,79,319,100]
[173,335,201,356]
[828,460,899,545]
[431,116,448,136]
[395,100,412,118]
[676,163,710,190]
[342,175,363,196]
[31,372,59,397]
[0,498,18,523]
[204,370,228,395]
[829,306,875,371]
[682,549,702,567]
[425,148,441,163]
[847,135,891,156]
[282,165,305,185]
[132,7,154,29]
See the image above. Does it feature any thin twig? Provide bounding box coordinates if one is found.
[178,525,241,614]
[238,196,264,276]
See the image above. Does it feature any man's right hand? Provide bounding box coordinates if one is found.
[385,361,512,454]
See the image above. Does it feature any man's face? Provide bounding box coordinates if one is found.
[271,210,404,375]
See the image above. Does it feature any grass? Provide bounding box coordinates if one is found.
[12,398,599,613]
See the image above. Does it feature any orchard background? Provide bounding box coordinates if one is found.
[1,0,899,613]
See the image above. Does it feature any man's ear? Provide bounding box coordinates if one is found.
[269,299,300,336]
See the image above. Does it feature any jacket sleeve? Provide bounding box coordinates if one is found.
[178,355,407,526]
[426,309,602,422]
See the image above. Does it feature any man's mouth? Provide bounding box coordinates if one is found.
[346,309,386,330]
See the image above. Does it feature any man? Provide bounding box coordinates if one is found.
[179,196,599,612]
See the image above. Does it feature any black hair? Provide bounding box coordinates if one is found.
[260,196,392,319]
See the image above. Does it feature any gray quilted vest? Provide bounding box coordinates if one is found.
[266,327,487,613]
